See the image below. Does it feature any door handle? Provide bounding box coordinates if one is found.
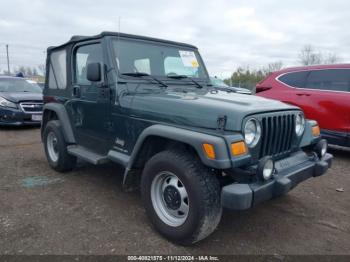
[72,85,81,97]
[296,93,310,96]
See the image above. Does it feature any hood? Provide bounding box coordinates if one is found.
[125,88,299,131]
[231,87,252,94]
[212,85,252,95]
[0,92,43,103]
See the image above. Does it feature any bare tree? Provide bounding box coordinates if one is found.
[13,66,42,76]
[323,52,341,64]
[15,66,27,76]
[298,45,342,65]
[32,68,39,76]
[38,64,46,76]
[263,61,283,75]
[298,45,323,65]
[26,67,33,76]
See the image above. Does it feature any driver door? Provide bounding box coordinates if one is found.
[67,41,112,154]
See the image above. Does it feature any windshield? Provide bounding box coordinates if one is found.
[112,39,208,79]
[0,78,42,93]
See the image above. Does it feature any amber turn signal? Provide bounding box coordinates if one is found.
[202,143,216,159]
[231,141,247,156]
[312,125,320,137]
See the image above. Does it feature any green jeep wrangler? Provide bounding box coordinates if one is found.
[41,32,332,245]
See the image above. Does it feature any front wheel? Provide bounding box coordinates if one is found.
[43,120,77,172]
[141,149,222,245]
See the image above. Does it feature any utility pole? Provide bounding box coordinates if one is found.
[6,44,10,75]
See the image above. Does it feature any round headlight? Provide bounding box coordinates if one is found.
[295,113,305,136]
[244,118,261,147]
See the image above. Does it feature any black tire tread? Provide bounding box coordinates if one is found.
[43,120,77,172]
[142,149,222,244]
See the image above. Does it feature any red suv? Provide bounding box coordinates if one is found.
[256,64,350,147]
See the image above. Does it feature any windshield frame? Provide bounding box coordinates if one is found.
[0,78,42,93]
[108,36,210,84]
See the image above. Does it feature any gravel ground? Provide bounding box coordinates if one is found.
[0,126,349,255]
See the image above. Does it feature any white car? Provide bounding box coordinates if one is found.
[210,77,252,95]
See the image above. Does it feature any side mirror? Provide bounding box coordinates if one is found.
[86,62,101,82]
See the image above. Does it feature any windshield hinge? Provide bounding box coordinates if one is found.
[217,115,227,131]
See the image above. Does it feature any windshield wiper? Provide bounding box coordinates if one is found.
[167,74,203,88]
[121,72,167,88]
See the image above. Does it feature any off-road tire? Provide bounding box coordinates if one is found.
[43,120,77,172]
[141,149,222,245]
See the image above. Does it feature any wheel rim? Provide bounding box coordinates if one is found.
[47,132,59,162]
[151,171,189,227]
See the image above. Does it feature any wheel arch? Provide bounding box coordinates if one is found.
[128,125,231,170]
[122,124,231,190]
[41,103,76,144]
[130,135,198,170]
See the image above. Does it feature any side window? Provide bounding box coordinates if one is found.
[75,43,102,85]
[278,71,309,88]
[48,64,57,89]
[305,69,350,92]
[48,49,67,89]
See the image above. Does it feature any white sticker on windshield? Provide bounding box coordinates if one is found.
[179,50,199,68]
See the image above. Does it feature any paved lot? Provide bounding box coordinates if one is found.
[0,126,349,255]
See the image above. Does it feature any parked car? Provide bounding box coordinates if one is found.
[210,76,252,94]
[37,82,45,90]
[256,64,350,147]
[0,76,43,126]
[41,32,332,245]
[26,79,45,90]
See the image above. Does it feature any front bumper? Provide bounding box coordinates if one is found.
[321,129,350,147]
[0,107,42,126]
[221,151,333,210]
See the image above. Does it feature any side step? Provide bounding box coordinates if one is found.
[67,145,109,165]
[107,150,130,167]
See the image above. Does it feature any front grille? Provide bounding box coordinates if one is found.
[259,113,295,159]
[19,102,43,113]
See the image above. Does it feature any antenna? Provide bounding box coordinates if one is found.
[6,44,10,75]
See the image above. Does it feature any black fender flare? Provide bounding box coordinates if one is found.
[128,124,232,170]
[121,124,232,188]
[42,103,76,144]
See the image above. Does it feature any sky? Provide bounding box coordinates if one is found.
[0,0,349,78]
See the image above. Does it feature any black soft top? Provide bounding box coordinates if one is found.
[48,31,197,51]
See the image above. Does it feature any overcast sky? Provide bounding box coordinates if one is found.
[0,0,349,77]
